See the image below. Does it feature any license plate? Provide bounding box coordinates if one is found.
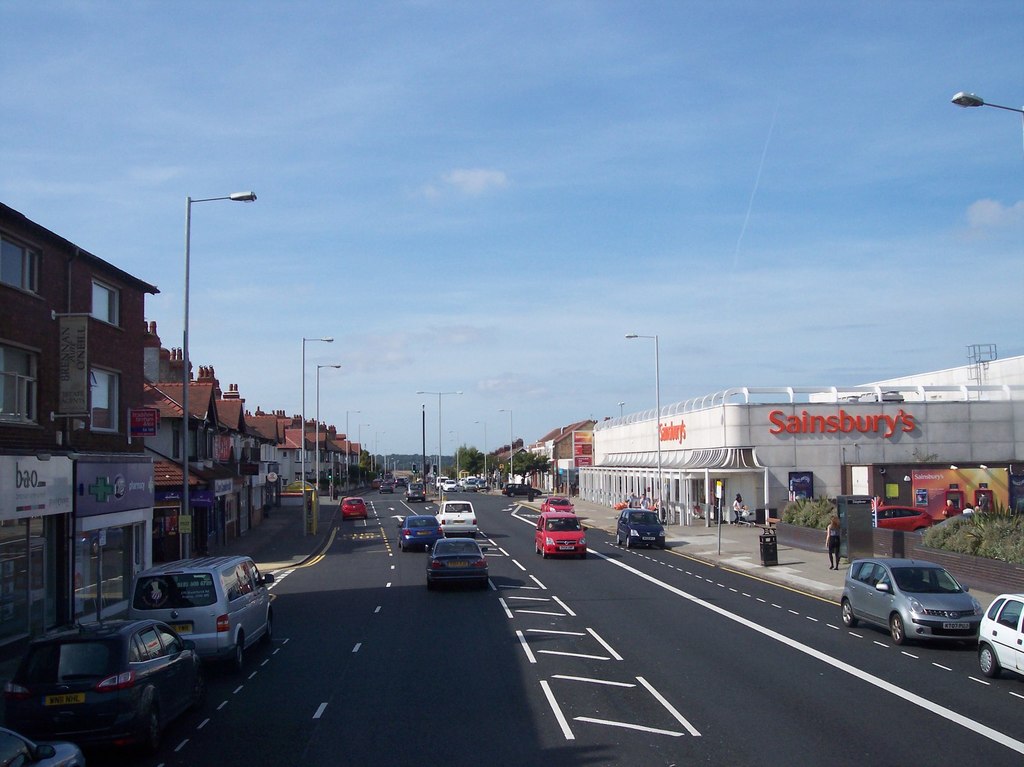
[45,693,84,706]
[642,536,655,541]
[447,560,468,568]
[943,622,970,630]
[558,545,575,551]
[171,623,192,634]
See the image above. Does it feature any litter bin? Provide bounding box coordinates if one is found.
[759,529,778,566]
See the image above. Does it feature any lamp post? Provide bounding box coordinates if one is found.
[345,410,360,492]
[449,430,460,478]
[952,91,1024,153]
[316,364,341,499]
[182,191,255,558]
[618,401,625,418]
[626,333,664,523]
[357,423,368,487]
[475,420,487,485]
[301,336,333,530]
[499,408,513,486]
[416,390,462,479]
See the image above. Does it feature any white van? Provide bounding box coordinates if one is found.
[128,555,274,671]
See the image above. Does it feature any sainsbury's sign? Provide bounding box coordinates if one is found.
[768,408,916,439]
[660,421,687,443]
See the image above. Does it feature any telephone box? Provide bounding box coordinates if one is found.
[836,495,873,561]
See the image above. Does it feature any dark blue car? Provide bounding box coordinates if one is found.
[615,509,666,549]
[397,514,444,551]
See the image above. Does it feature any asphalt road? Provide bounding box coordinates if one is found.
[123,492,1024,767]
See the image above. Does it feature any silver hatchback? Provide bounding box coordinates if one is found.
[841,558,982,645]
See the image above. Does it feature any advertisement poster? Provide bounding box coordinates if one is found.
[58,315,88,414]
[911,468,1009,518]
[788,471,814,500]
[573,430,593,468]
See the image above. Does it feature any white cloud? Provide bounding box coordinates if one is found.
[441,168,509,196]
[966,199,1024,229]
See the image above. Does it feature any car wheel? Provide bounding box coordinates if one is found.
[889,613,907,645]
[262,612,273,645]
[190,668,207,711]
[139,703,161,754]
[840,598,858,628]
[230,635,245,672]
[625,535,633,549]
[615,532,622,546]
[979,643,1002,678]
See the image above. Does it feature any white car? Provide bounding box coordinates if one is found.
[436,500,478,537]
[979,593,1024,678]
[441,479,459,493]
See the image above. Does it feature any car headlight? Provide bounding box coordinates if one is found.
[579,537,586,546]
[908,598,924,615]
[629,529,639,537]
[971,597,983,614]
[545,537,556,546]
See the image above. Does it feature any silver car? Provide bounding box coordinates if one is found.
[841,558,982,645]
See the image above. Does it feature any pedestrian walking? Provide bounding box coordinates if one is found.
[825,515,841,570]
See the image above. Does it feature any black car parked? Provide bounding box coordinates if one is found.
[502,483,536,500]
[4,619,205,754]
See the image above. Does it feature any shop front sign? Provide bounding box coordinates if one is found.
[768,408,916,438]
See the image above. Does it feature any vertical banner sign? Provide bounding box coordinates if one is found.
[573,431,594,467]
[58,316,89,414]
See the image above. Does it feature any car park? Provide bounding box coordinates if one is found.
[978,593,1024,678]
[4,619,205,753]
[875,505,934,532]
[615,509,666,549]
[0,727,85,767]
[436,500,478,537]
[535,511,587,558]
[540,496,574,514]
[840,558,982,645]
[397,515,444,551]
[426,538,489,589]
[405,482,426,502]
[128,555,274,671]
[342,496,368,520]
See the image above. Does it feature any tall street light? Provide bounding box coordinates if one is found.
[345,410,360,491]
[182,191,255,558]
[626,333,664,523]
[499,408,513,486]
[301,336,333,530]
[449,430,460,478]
[416,390,462,478]
[357,422,368,487]
[952,91,1024,153]
[618,401,625,418]
[316,364,341,499]
[475,420,487,484]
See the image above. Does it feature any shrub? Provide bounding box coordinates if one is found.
[921,504,1024,565]
[781,497,836,529]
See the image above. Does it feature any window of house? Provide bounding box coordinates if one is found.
[91,280,119,325]
[0,235,39,293]
[0,344,37,423]
[90,368,118,431]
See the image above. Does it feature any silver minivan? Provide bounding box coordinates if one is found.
[128,556,274,671]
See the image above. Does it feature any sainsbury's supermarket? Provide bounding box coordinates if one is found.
[578,356,1024,523]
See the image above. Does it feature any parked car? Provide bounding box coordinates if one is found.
[379,480,395,494]
[535,511,587,558]
[0,727,85,767]
[615,509,666,549]
[436,501,478,537]
[426,538,489,590]
[405,482,426,502]
[128,556,274,671]
[875,505,934,532]
[840,558,982,645]
[978,593,1024,678]
[540,496,574,514]
[502,483,536,499]
[342,497,368,520]
[397,515,444,552]
[4,619,205,753]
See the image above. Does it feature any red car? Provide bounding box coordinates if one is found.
[342,497,368,520]
[875,505,933,532]
[540,496,574,514]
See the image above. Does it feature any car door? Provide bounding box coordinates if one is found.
[238,560,266,645]
[988,598,1024,672]
[135,625,180,720]
[155,624,193,718]
[854,563,888,624]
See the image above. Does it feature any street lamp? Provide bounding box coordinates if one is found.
[182,191,255,557]
[475,420,487,484]
[357,423,368,487]
[499,408,513,486]
[449,430,460,477]
[952,91,1024,153]
[345,410,360,491]
[618,401,625,418]
[416,390,462,478]
[316,364,341,499]
[301,336,333,529]
[626,333,664,523]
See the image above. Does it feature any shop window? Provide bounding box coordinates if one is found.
[0,344,37,423]
[74,523,134,621]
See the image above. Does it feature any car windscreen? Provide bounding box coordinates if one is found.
[444,504,472,514]
[132,572,218,609]
[407,517,436,528]
[629,511,660,526]
[546,518,582,531]
[20,640,118,683]
[892,566,962,594]
[435,540,479,556]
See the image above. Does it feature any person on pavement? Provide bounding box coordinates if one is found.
[825,515,841,569]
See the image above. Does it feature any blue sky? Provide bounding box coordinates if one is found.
[3,2,1023,456]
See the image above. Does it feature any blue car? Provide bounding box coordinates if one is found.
[398,514,444,551]
[615,509,666,549]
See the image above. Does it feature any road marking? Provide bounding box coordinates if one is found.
[313,702,328,719]
[516,609,566,617]
[352,643,361,653]
[970,677,991,686]
[516,630,537,664]
[538,650,610,660]
[507,596,550,602]
[529,629,586,636]
[175,739,190,752]
[574,717,683,737]
[587,628,623,661]
[198,718,210,729]
[933,663,952,671]
[591,549,1024,755]
[540,680,574,740]
[552,674,635,687]
[499,598,514,618]
[901,651,919,658]
[374,606,381,613]
[530,574,548,590]
[637,676,702,736]
[552,596,576,616]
